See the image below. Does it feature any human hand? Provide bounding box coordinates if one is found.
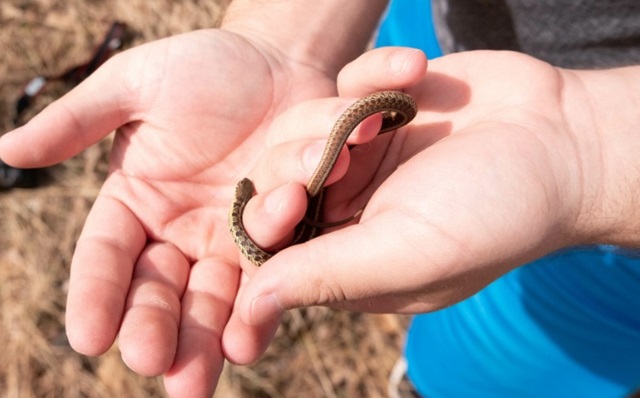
[235,47,638,325]
[0,28,340,397]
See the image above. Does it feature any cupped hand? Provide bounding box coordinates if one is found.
[237,48,606,325]
[0,29,339,397]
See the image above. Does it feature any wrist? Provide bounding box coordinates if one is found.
[221,0,388,79]
[567,66,640,246]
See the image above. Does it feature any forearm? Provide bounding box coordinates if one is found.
[222,0,389,78]
[567,65,640,246]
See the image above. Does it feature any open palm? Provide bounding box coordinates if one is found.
[0,29,336,397]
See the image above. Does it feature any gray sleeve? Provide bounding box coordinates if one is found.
[431,0,640,68]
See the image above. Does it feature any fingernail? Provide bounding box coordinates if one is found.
[250,293,284,325]
[302,140,326,173]
[263,183,290,215]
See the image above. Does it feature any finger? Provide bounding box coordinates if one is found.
[65,194,147,355]
[163,257,239,398]
[251,138,351,192]
[222,307,281,364]
[237,181,308,260]
[118,243,190,376]
[222,272,282,365]
[236,136,369,267]
[0,53,135,168]
[266,97,385,147]
[235,136,356,267]
[255,96,398,192]
[235,214,408,325]
[222,312,281,365]
[337,47,427,97]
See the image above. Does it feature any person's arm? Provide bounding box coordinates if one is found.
[565,66,640,247]
[222,0,389,79]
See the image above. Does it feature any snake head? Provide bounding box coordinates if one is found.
[235,177,256,198]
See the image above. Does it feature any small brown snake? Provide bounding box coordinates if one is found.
[229,91,417,266]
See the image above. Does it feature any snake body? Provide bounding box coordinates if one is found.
[229,91,417,266]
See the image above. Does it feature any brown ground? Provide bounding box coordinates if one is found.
[0,1,409,397]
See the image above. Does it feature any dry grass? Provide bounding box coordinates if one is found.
[0,1,409,397]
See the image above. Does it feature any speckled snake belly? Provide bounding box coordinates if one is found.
[229,91,417,266]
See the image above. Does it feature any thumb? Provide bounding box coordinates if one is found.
[0,53,136,168]
[238,211,440,325]
[337,46,427,98]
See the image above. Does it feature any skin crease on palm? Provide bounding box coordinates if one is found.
[2,1,640,397]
